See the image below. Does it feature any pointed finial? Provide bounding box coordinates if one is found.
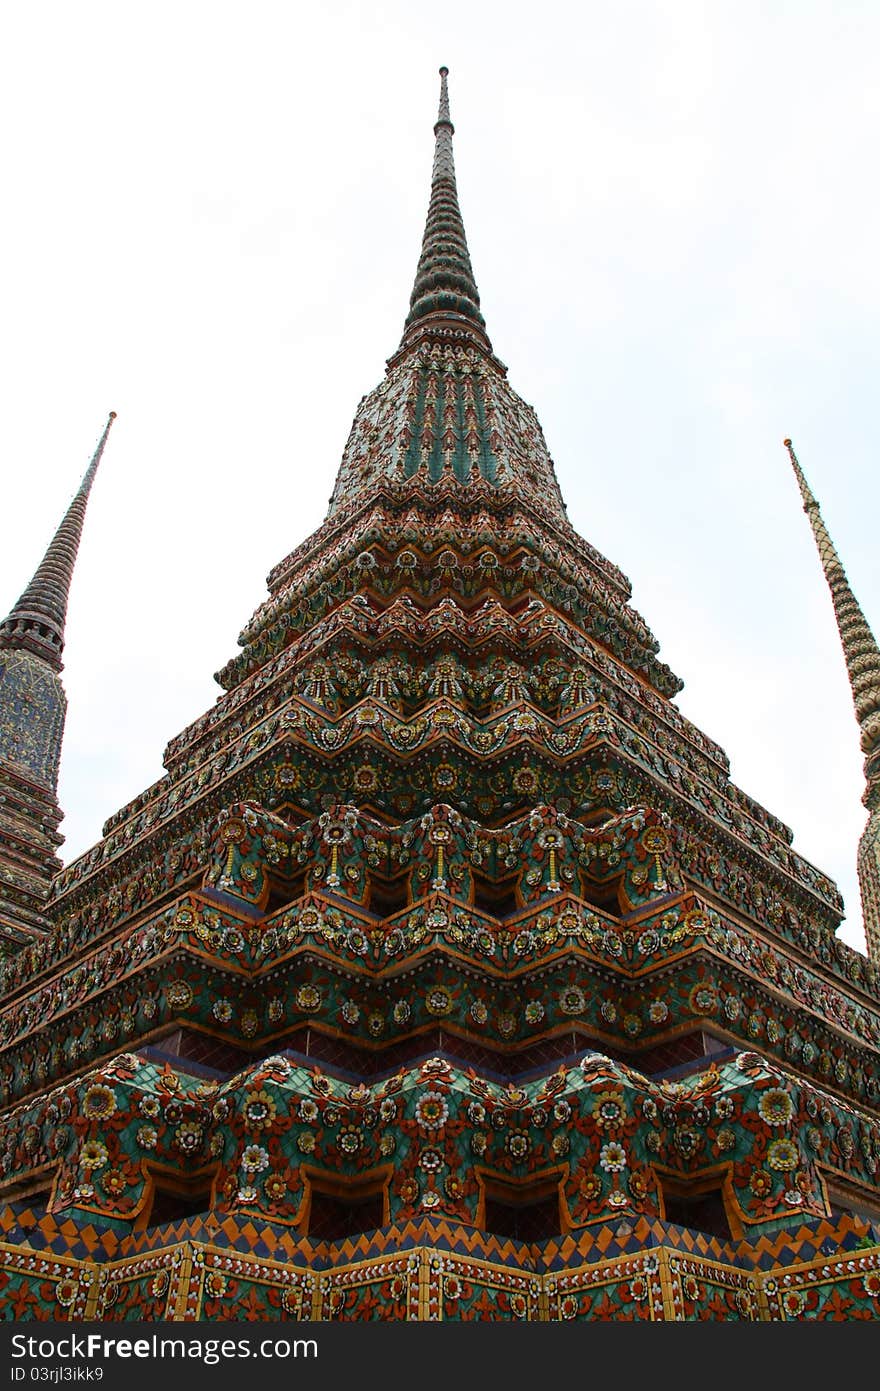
[0,412,116,671]
[437,66,452,129]
[788,436,880,961]
[785,436,880,762]
[398,67,492,354]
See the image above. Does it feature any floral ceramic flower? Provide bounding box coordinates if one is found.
[416,1092,449,1130]
[837,1126,855,1159]
[80,1140,108,1170]
[628,1169,650,1200]
[444,1173,463,1200]
[506,1130,531,1160]
[243,1089,276,1131]
[767,1139,799,1172]
[174,1121,204,1155]
[294,985,321,1013]
[167,980,193,1009]
[599,1141,627,1172]
[338,1126,362,1154]
[592,1091,625,1131]
[674,1129,700,1160]
[510,1292,528,1319]
[241,1145,269,1173]
[399,1177,419,1205]
[689,984,718,1013]
[425,988,453,1016]
[862,1271,880,1299]
[82,1085,117,1120]
[100,1169,127,1197]
[512,767,539,796]
[560,986,586,1016]
[297,1132,316,1155]
[136,1125,158,1150]
[513,931,536,958]
[55,1279,78,1309]
[468,999,488,1025]
[758,1089,794,1127]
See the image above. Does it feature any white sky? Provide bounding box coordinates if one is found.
[1,1,878,953]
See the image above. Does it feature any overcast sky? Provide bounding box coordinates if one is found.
[1,1,878,953]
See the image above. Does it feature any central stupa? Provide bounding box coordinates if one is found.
[0,69,878,1324]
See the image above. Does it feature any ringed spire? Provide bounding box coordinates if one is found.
[785,437,880,960]
[399,66,492,354]
[785,438,880,772]
[0,411,116,672]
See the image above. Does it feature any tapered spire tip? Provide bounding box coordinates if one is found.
[436,64,452,130]
[398,67,491,354]
[0,413,116,670]
[785,434,880,758]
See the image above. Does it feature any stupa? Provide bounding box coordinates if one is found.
[0,72,878,1323]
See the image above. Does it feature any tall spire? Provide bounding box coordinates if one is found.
[399,66,492,354]
[0,413,115,947]
[785,437,880,960]
[0,412,116,673]
[784,438,880,769]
